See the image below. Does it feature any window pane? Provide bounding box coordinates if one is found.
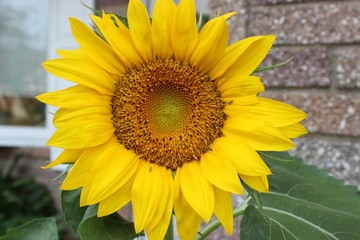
[0,0,48,126]
[96,0,129,16]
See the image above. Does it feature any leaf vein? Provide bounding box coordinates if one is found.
[269,191,360,219]
[270,218,297,240]
[263,207,339,240]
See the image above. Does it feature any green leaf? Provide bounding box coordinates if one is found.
[78,205,142,240]
[0,171,58,235]
[114,14,129,28]
[62,189,142,239]
[241,152,360,240]
[0,218,58,240]
[80,1,101,15]
[61,189,87,234]
[254,56,293,73]
[240,206,270,239]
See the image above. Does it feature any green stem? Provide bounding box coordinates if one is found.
[195,197,250,240]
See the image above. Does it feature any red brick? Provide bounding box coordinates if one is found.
[249,2,360,44]
[291,137,360,190]
[208,0,248,42]
[259,46,331,87]
[252,0,349,5]
[262,92,360,136]
[333,47,360,89]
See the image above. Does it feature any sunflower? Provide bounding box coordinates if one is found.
[37,0,307,239]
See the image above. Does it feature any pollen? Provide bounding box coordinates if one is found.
[112,59,225,170]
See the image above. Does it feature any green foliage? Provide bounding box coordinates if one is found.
[58,152,360,240]
[78,206,140,240]
[61,152,360,239]
[62,189,143,240]
[241,152,360,240]
[0,154,59,236]
[0,218,58,240]
[61,189,87,234]
[62,189,177,239]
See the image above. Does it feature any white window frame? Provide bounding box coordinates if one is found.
[0,0,209,158]
[0,0,94,149]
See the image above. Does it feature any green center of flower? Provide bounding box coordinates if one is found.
[148,82,190,134]
[112,59,225,170]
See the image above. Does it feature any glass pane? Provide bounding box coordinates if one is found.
[0,0,48,126]
[96,0,129,16]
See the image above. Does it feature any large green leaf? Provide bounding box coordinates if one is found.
[61,189,87,234]
[62,189,142,239]
[78,205,141,240]
[241,152,360,240]
[0,218,58,240]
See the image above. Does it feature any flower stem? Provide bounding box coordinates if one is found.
[195,197,250,240]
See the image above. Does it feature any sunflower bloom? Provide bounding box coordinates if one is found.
[37,0,307,239]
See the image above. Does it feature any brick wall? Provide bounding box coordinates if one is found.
[209,0,360,188]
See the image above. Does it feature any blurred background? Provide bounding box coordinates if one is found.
[214,0,360,188]
[0,0,359,239]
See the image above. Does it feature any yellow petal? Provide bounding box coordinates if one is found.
[48,116,113,149]
[82,145,139,205]
[146,170,174,238]
[43,58,115,95]
[89,13,111,42]
[174,172,202,240]
[53,105,111,128]
[223,117,295,151]
[211,137,271,176]
[151,0,176,60]
[221,35,275,80]
[146,215,172,240]
[90,14,131,68]
[93,13,143,67]
[277,123,308,138]
[61,142,115,190]
[190,15,229,74]
[98,177,134,217]
[61,159,90,190]
[239,174,269,192]
[77,139,125,204]
[36,85,111,108]
[230,97,307,127]
[217,75,265,97]
[69,17,125,75]
[179,161,214,222]
[213,187,234,235]
[222,95,259,107]
[132,163,168,233]
[56,48,87,59]
[171,0,198,62]
[200,151,243,194]
[209,35,270,80]
[128,0,153,62]
[42,149,84,169]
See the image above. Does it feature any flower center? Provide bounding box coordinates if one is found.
[112,59,225,170]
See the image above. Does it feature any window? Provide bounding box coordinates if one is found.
[0,0,48,127]
[0,0,94,147]
[96,0,211,18]
[0,0,49,146]
[96,0,129,16]
[0,0,211,149]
